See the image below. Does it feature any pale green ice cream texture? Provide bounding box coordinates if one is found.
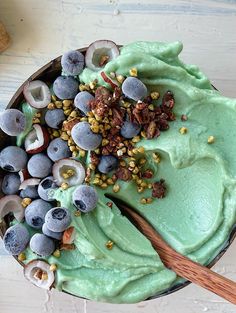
[23,41,236,303]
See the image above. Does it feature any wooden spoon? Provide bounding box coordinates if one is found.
[117,202,236,304]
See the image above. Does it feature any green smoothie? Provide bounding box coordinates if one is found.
[22,41,236,303]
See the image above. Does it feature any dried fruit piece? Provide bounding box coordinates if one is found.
[62,226,76,244]
[152,179,166,198]
[85,40,119,71]
[24,260,55,290]
[23,80,51,109]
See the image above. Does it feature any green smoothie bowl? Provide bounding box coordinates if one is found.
[1,40,236,303]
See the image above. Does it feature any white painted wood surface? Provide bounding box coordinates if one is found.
[0,0,236,312]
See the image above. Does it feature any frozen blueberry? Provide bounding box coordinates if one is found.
[53,76,78,100]
[47,138,71,162]
[74,91,94,115]
[45,109,65,129]
[122,77,147,101]
[38,176,57,201]
[3,224,30,255]
[71,122,102,151]
[27,153,52,178]
[72,185,98,213]
[45,207,71,232]
[20,186,39,199]
[0,109,26,136]
[0,146,28,172]
[120,120,141,139]
[61,50,85,76]
[42,223,62,240]
[30,233,55,257]
[25,199,52,229]
[2,173,21,195]
[98,155,118,174]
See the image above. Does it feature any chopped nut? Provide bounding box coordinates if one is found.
[107,178,114,185]
[152,153,161,163]
[74,210,81,217]
[100,182,108,189]
[55,100,63,108]
[116,74,125,84]
[148,104,155,111]
[41,272,48,281]
[150,91,160,100]
[141,131,147,138]
[18,252,26,262]
[152,179,166,198]
[105,240,114,250]
[139,158,147,165]
[208,135,215,144]
[61,183,69,190]
[129,160,136,168]
[63,99,73,107]
[72,151,78,158]
[181,114,188,121]
[49,264,57,272]
[69,110,78,118]
[79,150,86,158]
[69,145,77,152]
[51,94,57,102]
[113,184,120,193]
[89,81,96,90]
[138,146,145,154]
[102,138,109,146]
[21,198,32,208]
[140,198,147,204]
[133,166,139,174]
[64,109,72,116]
[132,136,141,143]
[32,118,40,124]
[129,68,138,77]
[60,132,69,141]
[179,127,188,134]
[106,202,113,208]
[137,186,144,193]
[53,249,61,258]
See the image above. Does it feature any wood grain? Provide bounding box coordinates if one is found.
[118,203,236,305]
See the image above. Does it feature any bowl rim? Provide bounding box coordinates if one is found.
[0,46,236,301]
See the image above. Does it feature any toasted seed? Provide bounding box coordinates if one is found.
[207,135,215,144]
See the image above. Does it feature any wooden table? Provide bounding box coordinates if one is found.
[0,1,236,312]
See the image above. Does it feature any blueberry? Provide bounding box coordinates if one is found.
[3,224,30,255]
[0,146,28,172]
[45,207,71,232]
[38,176,57,201]
[61,50,85,76]
[27,153,52,178]
[25,199,52,229]
[47,138,71,162]
[98,155,118,174]
[2,173,21,195]
[30,233,55,257]
[72,185,98,213]
[122,77,147,101]
[74,91,94,115]
[71,122,102,151]
[53,76,78,100]
[42,223,62,240]
[45,109,65,129]
[20,186,39,199]
[120,120,141,139]
[0,109,26,136]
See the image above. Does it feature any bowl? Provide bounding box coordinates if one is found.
[0,47,236,301]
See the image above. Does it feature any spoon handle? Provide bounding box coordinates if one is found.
[119,204,236,304]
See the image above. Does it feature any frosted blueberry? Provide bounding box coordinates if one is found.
[42,223,62,240]
[45,109,65,129]
[3,224,30,255]
[98,155,118,174]
[71,122,102,151]
[74,91,94,115]
[30,233,55,257]
[61,50,85,76]
[122,77,147,101]
[25,199,52,229]
[2,173,21,195]
[0,146,28,172]
[0,109,26,136]
[53,76,78,100]
[120,120,141,139]
[47,138,71,162]
[27,153,52,178]
[37,176,57,202]
[45,207,71,232]
[72,185,98,213]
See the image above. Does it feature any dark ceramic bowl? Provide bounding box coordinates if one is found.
[0,47,235,301]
